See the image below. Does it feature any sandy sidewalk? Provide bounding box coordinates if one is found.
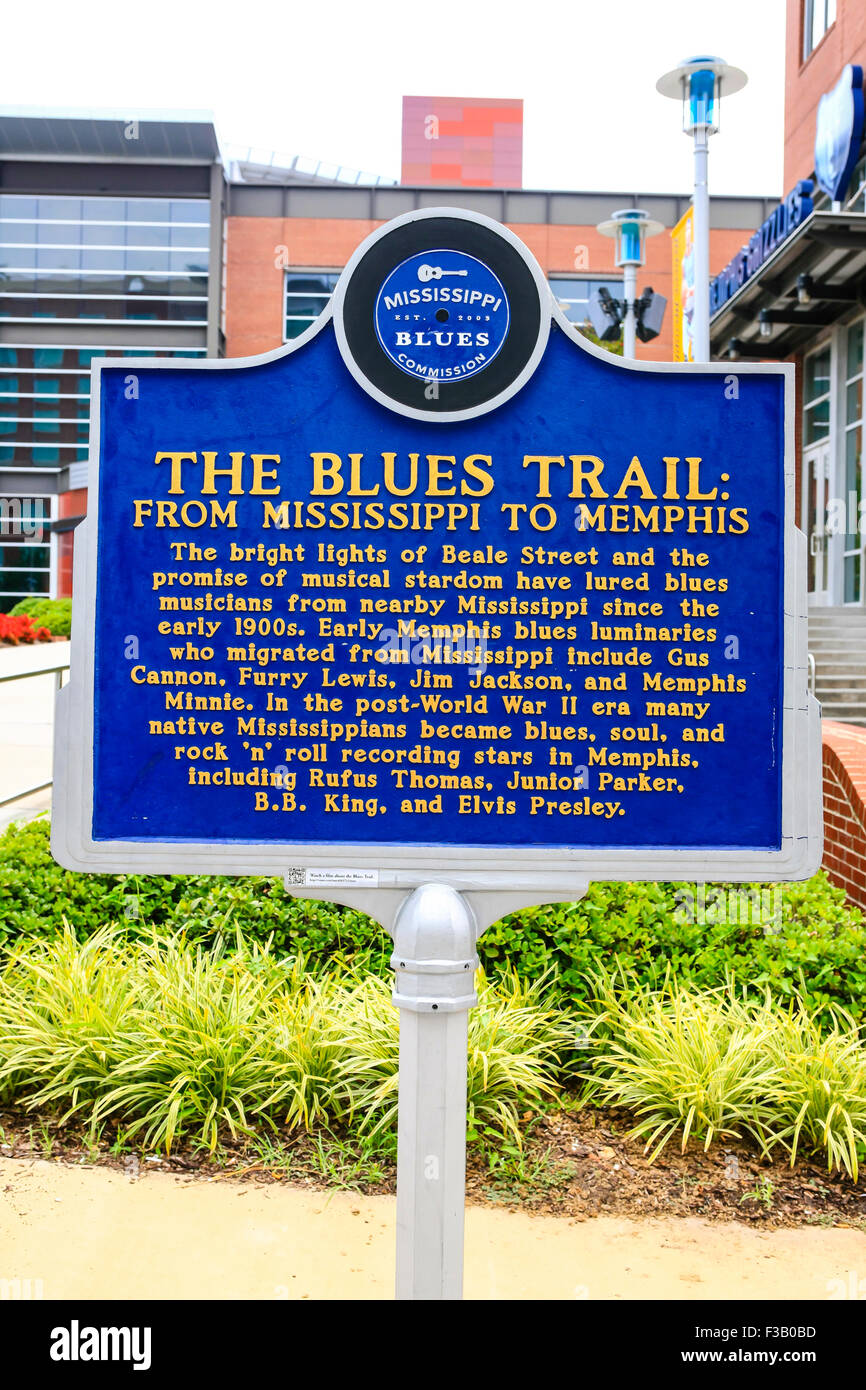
[1,1157,863,1300]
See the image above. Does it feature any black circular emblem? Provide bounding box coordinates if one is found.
[332,209,550,420]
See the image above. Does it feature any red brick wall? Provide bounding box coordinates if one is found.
[822,720,866,908]
[784,0,866,189]
[56,488,87,599]
[225,215,754,365]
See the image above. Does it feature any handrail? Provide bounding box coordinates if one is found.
[0,659,69,686]
[808,650,816,696]
[0,659,69,808]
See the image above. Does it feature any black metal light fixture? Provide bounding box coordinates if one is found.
[796,272,858,305]
[728,337,784,360]
[587,284,667,347]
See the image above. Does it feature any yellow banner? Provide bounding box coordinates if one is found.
[671,206,695,363]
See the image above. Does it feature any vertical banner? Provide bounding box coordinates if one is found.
[671,206,695,363]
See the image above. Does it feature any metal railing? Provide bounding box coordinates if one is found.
[808,650,816,696]
[0,658,69,808]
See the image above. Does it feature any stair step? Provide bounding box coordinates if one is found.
[810,647,866,658]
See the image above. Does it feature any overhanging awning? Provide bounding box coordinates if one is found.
[709,210,866,360]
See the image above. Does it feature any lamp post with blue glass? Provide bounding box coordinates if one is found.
[596,209,664,359]
[657,56,747,362]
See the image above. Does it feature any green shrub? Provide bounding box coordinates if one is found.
[584,967,866,1179]
[0,818,390,968]
[0,927,572,1153]
[2,818,865,1027]
[8,597,72,636]
[486,877,866,1028]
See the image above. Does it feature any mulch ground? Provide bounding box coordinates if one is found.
[2,1101,863,1231]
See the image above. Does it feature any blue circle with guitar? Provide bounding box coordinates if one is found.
[374,248,510,384]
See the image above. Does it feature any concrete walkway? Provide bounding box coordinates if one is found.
[0,640,68,830]
[1,1157,864,1301]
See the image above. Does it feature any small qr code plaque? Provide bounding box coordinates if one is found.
[288,868,380,889]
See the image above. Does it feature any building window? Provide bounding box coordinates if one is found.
[549,276,625,347]
[0,497,53,612]
[845,153,866,213]
[844,320,864,603]
[803,0,836,59]
[0,345,206,470]
[804,344,832,443]
[549,276,623,326]
[284,271,341,340]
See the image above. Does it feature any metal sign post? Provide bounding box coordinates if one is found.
[53,205,822,1302]
[391,884,477,1300]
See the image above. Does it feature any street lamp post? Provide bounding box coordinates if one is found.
[656,56,748,363]
[596,209,664,359]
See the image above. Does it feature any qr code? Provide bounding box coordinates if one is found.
[285,867,306,886]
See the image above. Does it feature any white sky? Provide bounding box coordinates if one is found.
[5,0,787,196]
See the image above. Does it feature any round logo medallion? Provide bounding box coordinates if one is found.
[332,210,550,421]
[373,249,510,384]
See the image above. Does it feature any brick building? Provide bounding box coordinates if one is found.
[707,0,866,904]
[0,109,771,613]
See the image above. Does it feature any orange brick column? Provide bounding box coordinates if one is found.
[822,721,866,909]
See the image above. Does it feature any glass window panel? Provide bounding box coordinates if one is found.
[128,223,171,248]
[0,545,49,569]
[35,379,60,394]
[846,426,862,542]
[0,377,18,394]
[125,199,171,223]
[0,415,15,435]
[0,221,37,245]
[0,196,37,219]
[548,276,623,325]
[38,221,81,245]
[285,272,341,295]
[34,349,64,368]
[0,349,18,365]
[169,252,210,273]
[0,248,34,269]
[33,404,60,433]
[123,249,172,273]
[170,201,209,223]
[847,321,864,380]
[36,246,81,271]
[285,294,331,318]
[2,273,37,293]
[804,399,831,444]
[81,248,125,271]
[0,569,49,595]
[82,224,125,246]
[805,347,831,402]
[81,198,125,221]
[36,197,81,221]
[844,551,861,604]
[846,379,863,426]
[170,224,209,249]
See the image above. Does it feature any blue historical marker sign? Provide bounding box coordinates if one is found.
[53,208,821,888]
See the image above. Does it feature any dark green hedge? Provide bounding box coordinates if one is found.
[1,818,863,1026]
